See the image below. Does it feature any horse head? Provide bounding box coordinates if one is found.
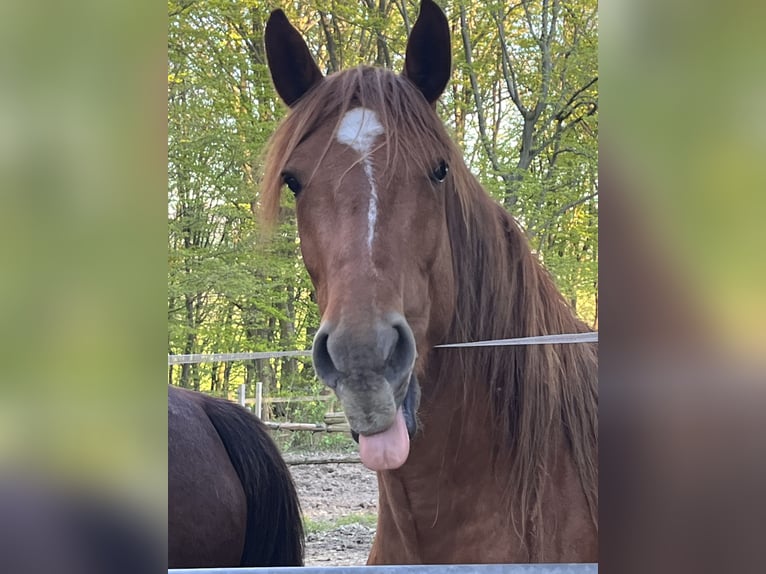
[264,0,455,471]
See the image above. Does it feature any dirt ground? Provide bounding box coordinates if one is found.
[289,459,379,566]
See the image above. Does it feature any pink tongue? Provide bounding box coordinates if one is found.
[358,408,410,471]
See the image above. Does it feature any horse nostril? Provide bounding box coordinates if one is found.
[312,329,340,389]
[384,320,416,386]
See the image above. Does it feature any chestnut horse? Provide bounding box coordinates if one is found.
[168,385,303,567]
[262,0,597,563]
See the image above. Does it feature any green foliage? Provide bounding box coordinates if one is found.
[168,1,598,399]
[276,431,358,453]
[303,512,378,534]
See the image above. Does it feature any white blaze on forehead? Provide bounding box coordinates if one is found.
[335,108,384,253]
[336,107,384,154]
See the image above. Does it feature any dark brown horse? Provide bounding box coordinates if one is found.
[262,0,597,564]
[168,385,304,567]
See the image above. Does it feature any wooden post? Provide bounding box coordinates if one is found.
[255,381,263,419]
[238,383,246,407]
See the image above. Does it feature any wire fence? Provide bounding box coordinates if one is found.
[168,332,598,365]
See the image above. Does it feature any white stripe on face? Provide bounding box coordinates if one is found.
[336,108,384,254]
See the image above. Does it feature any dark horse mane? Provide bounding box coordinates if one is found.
[261,66,597,552]
[199,393,304,565]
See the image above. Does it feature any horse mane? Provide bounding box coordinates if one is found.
[440,165,598,554]
[260,65,597,555]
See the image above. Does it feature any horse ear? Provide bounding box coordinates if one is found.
[403,0,451,104]
[265,10,323,107]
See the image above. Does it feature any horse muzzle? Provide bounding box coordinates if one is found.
[312,313,420,470]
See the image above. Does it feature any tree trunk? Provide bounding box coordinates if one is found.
[223,361,232,397]
[211,361,219,393]
[179,294,196,389]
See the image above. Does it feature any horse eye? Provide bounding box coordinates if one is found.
[430,160,449,183]
[282,173,302,196]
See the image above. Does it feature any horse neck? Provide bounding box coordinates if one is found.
[381,351,591,562]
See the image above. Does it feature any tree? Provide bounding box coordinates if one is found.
[167,0,599,397]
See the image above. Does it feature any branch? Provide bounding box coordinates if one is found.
[536,0,559,120]
[532,103,597,158]
[283,453,361,465]
[529,183,598,249]
[555,77,598,122]
[318,11,339,73]
[394,0,411,36]
[555,191,598,218]
[231,21,264,66]
[521,0,539,43]
[493,10,526,115]
[459,4,504,176]
[169,0,197,18]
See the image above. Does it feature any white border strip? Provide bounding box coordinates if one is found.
[169,565,598,574]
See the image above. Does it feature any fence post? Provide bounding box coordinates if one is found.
[255,381,263,419]
[238,383,246,407]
